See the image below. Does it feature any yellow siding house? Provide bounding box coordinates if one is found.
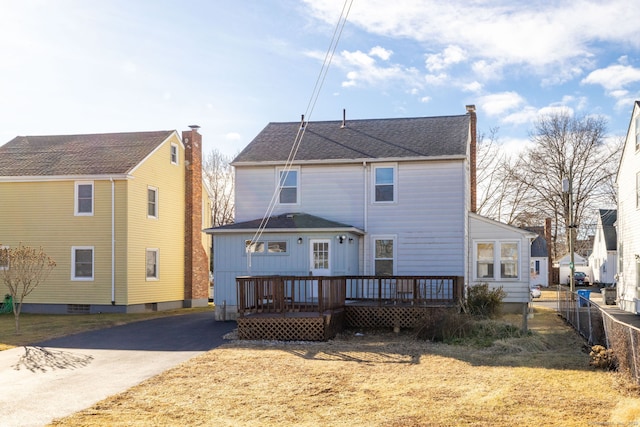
[0,127,211,313]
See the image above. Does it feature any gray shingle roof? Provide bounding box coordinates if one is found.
[0,131,175,176]
[599,209,617,251]
[206,213,363,233]
[233,115,470,163]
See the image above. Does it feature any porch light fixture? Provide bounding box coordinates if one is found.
[297,237,303,244]
[337,235,347,244]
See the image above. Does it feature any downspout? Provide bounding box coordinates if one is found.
[363,161,368,274]
[110,177,115,305]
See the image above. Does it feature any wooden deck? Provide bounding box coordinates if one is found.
[236,275,462,340]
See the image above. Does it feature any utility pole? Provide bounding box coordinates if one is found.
[562,168,575,294]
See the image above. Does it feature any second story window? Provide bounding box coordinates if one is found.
[170,143,179,165]
[148,187,158,218]
[75,181,94,216]
[374,165,396,203]
[277,168,299,204]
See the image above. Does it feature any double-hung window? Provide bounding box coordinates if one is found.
[0,246,9,270]
[170,143,179,165]
[277,168,299,204]
[474,241,520,280]
[75,181,94,216]
[72,246,94,280]
[374,237,395,276]
[373,165,396,203]
[146,249,159,280]
[148,186,158,218]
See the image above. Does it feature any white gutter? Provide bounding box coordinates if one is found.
[110,177,115,305]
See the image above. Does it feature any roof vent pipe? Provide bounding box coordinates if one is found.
[341,109,346,128]
[300,114,305,130]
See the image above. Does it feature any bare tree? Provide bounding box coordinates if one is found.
[476,128,532,224]
[203,149,235,227]
[0,244,56,334]
[507,111,618,259]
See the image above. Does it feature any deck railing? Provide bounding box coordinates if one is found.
[236,275,461,317]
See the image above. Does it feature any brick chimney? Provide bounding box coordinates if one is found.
[182,125,210,307]
[466,105,477,213]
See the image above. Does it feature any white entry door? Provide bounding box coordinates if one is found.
[308,239,331,301]
[309,239,331,276]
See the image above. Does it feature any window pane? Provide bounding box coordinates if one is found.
[375,240,393,258]
[375,167,394,202]
[245,241,264,253]
[78,199,92,213]
[375,185,393,202]
[268,242,287,253]
[279,170,297,187]
[75,249,93,278]
[375,260,393,276]
[279,188,297,204]
[313,242,329,269]
[148,189,157,216]
[78,185,92,198]
[146,251,157,278]
[477,243,494,279]
[500,243,518,278]
[375,167,393,184]
[77,184,92,213]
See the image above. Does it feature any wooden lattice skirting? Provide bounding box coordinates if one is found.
[238,311,345,341]
[345,306,439,329]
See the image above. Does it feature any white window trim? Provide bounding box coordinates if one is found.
[276,166,300,205]
[148,186,159,219]
[372,235,397,275]
[170,143,179,165]
[74,181,94,216]
[146,248,159,281]
[0,245,9,270]
[473,240,521,281]
[71,246,94,281]
[372,163,398,204]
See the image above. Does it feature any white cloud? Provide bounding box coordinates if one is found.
[478,92,526,117]
[334,48,422,89]
[461,81,482,93]
[304,0,640,78]
[425,45,466,72]
[582,64,640,92]
[502,107,538,126]
[369,46,392,61]
[225,132,241,141]
[420,96,431,103]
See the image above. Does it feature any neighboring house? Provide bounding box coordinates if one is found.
[524,221,551,288]
[616,101,640,314]
[0,127,211,313]
[555,253,591,285]
[208,106,535,320]
[588,209,617,285]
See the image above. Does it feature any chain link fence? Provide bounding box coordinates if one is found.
[557,287,640,385]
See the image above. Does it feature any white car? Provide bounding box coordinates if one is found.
[530,286,542,299]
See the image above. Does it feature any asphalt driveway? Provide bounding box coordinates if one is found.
[0,311,236,427]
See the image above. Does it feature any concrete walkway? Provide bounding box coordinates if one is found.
[0,312,236,427]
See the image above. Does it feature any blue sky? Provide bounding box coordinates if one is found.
[2,0,640,158]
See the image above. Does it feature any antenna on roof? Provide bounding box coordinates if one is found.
[340,108,346,128]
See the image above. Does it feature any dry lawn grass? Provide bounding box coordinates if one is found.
[51,307,640,427]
